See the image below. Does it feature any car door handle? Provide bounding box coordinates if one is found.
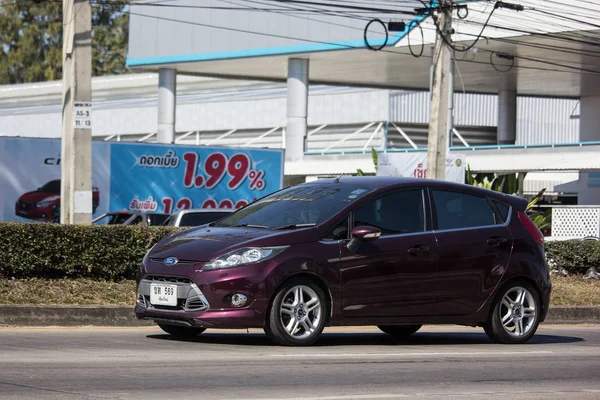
[487,237,508,247]
[408,245,431,255]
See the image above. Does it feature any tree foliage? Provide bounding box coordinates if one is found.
[0,0,129,84]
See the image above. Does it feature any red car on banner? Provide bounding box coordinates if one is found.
[15,179,100,223]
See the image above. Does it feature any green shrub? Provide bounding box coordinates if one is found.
[545,240,600,275]
[0,223,183,280]
[1,223,598,281]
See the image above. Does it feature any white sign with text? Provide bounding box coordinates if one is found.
[377,153,466,184]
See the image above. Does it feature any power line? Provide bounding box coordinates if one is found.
[126,8,600,77]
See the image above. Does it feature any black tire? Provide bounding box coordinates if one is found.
[377,324,421,338]
[265,278,328,346]
[157,323,206,338]
[484,280,541,344]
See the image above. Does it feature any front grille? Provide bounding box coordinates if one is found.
[143,297,187,311]
[185,295,208,311]
[145,275,193,284]
[137,275,210,313]
[19,202,34,211]
[149,258,199,265]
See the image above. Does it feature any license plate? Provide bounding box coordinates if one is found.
[150,284,178,306]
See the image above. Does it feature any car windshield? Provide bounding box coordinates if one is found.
[94,213,134,225]
[39,180,61,194]
[178,212,230,227]
[215,184,373,229]
[147,213,170,226]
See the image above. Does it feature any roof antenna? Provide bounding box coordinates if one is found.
[334,173,343,183]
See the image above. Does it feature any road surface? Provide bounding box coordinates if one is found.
[1,325,599,399]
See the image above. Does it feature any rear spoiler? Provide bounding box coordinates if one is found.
[508,195,529,213]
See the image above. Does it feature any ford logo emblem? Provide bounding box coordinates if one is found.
[163,257,178,265]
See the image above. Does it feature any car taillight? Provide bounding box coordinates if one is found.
[518,211,544,244]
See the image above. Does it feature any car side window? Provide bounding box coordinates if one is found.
[432,190,497,230]
[323,215,349,241]
[352,189,425,236]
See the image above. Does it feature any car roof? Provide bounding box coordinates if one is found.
[302,176,523,205]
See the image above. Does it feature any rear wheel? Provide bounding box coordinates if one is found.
[265,279,328,346]
[378,324,421,338]
[157,323,206,338]
[484,281,541,344]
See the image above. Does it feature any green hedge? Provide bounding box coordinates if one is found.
[0,223,598,281]
[0,223,183,280]
[545,239,600,275]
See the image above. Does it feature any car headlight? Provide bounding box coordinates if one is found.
[201,246,288,271]
[36,201,52,208]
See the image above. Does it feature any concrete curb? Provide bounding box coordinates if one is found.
[0,305,599,327]
[0,305,153,327]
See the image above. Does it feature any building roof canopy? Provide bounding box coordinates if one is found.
[127,0,600,98]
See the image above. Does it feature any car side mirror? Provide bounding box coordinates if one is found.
[347,225,381,253]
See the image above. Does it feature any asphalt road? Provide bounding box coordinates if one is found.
[1,325,600,400]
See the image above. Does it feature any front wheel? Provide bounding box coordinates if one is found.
[265,279,328,346]
[157,323,206,338]
[484,281,541,344]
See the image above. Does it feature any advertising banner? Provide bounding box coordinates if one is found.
[0,137,111,223]
[109,143,284,214]
[0,138,284,222]
[377,153,466,184]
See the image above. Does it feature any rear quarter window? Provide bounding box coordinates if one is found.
[491,200,511,223]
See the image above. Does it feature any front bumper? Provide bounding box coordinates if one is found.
[134,271,270,329]
[15,204,54,220]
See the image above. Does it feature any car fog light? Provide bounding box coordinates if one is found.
[231,293,248,307]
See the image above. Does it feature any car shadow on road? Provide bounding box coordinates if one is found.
[146,330,584,347]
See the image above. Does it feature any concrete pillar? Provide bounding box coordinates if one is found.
[286,58,309,161]
[158,69,176,144]
[498,89,517,144]
[448,57,454,147]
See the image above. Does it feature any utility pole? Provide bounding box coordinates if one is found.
[61,0,93,224]
[427,0,453,181]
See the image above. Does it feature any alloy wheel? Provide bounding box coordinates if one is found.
[499,286,537,338]
[279,285,322,340]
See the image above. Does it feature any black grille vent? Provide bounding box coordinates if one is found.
[19,202,34,211]
[145,275,193,284]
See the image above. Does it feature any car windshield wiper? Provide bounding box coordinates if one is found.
[272,223,317,230]
[232,223,271,229]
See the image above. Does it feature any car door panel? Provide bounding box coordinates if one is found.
[428,188,514,316]
[433,226,512,315]
[338,233,438,317]
[334,188,438,318]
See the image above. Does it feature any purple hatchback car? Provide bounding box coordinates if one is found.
[135,177,551,346]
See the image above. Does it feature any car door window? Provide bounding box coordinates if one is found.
[352,189,425,236]
[432,190,498,230]
[323,215,350,241]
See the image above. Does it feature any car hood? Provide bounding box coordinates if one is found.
[18,191,58,203]
[148,226,317,263]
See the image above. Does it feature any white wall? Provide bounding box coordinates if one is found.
[580,96,600,142]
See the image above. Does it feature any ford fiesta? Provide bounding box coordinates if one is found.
[135,177,551,346]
